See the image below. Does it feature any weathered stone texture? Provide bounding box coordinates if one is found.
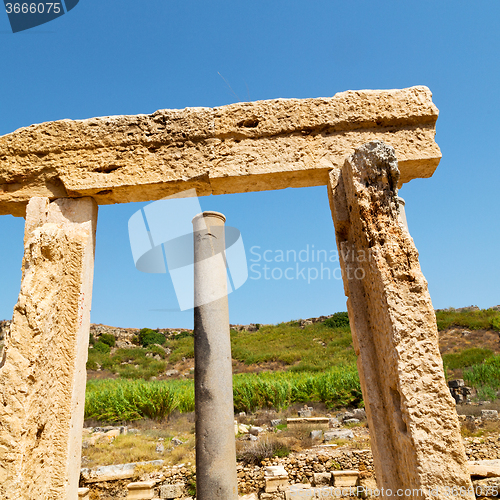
[0,197,97,500]
[0,86,440,216]
[328,141,472,499]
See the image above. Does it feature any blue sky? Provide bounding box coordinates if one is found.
[0,1,499,329]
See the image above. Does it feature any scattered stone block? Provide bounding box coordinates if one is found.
[238,424,250,434]
[298,407,313,418]
[449,379,465,388]
[310,430,323,440]
[341,412,356,421]
[159,483,184,499]
[127,480,156,500]
[78,488,90,499]
[324,429,354,441]
[343,418,360,425]
[352,409,366,419]
[357,477,378,498]
[265,466,288,476]
[81,460,164,483]
[264,466,289,493]
[481,410,499,421]
[287,417,329,429]
[332,470,359,487]
[290,484,314,500]
[329,418,341,428]
[468,460,500,478]
[250,426,264,436]
[271,419,282,427]
[313,472,331,486]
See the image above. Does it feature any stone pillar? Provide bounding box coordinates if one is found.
[397,196,409,232]
[192,211,238,500]
[328,141,473,500]
[0,197,98,500]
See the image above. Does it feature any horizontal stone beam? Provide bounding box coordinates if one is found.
[0,86,440,217]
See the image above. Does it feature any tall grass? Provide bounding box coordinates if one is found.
[435,308,500,331]
[85,366,361,423]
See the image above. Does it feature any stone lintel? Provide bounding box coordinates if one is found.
[0,86,440,217]
[328,141,472,499]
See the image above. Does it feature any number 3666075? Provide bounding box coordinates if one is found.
[5,3,61,14]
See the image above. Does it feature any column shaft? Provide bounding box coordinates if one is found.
[193,211,238,500]
[0,197,98,500]
[328,141,472,500]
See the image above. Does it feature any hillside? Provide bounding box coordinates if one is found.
[1,307,500,383]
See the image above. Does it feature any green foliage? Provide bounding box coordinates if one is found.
[85,367,361,422]
[85,379,179,422]
[435,308,500,331]
[464,355,500,389]
[89,332,96,346]
[442,348,494,371]
[323,312,350,329]
[145,345,168,358]
[491,317,500,332]
[93,341,111,354]
[171,331,193,341]
[138,328,166,348]
[477,386,497,402]
[229,319,355,372]
[99,333,116,347]
[186,479,196,497]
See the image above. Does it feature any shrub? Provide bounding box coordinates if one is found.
[89,332,96,346]
[323,312,350,329]
[99,333,116,347]
[237,435,290,464]
[442,348,494,371]
[492,317,500,332]
[93,341,111,354]
[139,328,166,348]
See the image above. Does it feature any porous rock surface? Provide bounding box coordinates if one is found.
[0,86,440,217]
[329,141,472,498]
[0,197,97,500]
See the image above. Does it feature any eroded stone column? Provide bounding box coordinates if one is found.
[0,197,98,500]
[328,141,472,499]
[192,211,238,500]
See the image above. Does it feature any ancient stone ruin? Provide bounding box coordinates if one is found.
[0,86,473,499]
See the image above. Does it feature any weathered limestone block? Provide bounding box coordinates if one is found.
[126,481,155,500]
[78,488,90,499]
[0,86,440,216]
[159,482,184,498]
[331,470,359,487]
[0,197,98,500]
[328,141,472,499]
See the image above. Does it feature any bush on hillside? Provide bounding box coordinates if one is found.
[491,317,500,332]
[323,312,350,329]
[138,328,166,348]
[93,341,111,354]
[99,333,116,347]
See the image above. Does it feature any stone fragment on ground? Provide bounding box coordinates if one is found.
[324,429,354,441]
[468,459,500,478]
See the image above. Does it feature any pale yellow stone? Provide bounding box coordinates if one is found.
[328,141,472,499]
[127,481,155,500]
[0,197,98,500]
[0,86,440,217]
